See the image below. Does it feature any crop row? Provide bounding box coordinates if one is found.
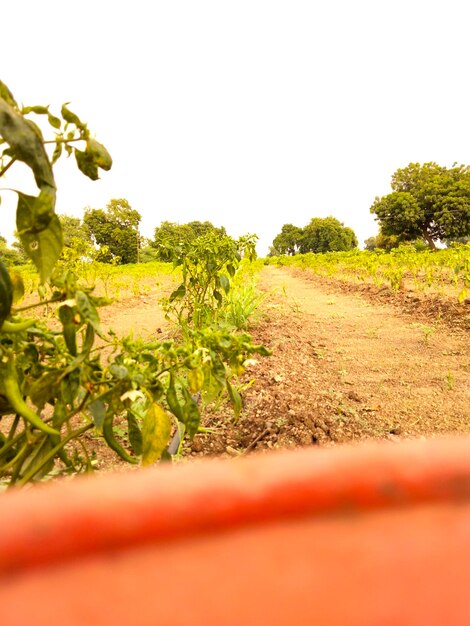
[270,245,470,302]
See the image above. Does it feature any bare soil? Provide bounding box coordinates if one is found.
[88,265,470,471]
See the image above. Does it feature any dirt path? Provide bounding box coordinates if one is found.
[86,264,470,466]
[191,265,470,456]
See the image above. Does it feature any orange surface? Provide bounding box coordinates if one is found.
[1,436,470,624]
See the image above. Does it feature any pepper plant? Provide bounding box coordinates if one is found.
[0,82,269,487]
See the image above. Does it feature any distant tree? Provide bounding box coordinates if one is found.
[370,162,470,249]
[151,221,227,259]
[58,214,93,259]
[300,217,357,253]
[0,235,28,266]
[271,224,303,255]
[84,199,141,263]
[443,235,470,247]
[364,231,402,251]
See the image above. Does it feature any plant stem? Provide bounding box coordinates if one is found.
[0,157,17,178]
[16,422,94,486]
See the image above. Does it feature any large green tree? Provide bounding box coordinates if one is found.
[371,162,470,249]
[151,220,227,259]
[271,224,303,255]
[84,199,141,263]
[300,217,357,253]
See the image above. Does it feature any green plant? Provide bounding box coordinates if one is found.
[0,82,270,487]
[161,232,258,329]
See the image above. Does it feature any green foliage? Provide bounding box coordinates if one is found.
[83,199,141,264]
[271,217,357,256]
[271,224,303,256]
[0,236,28,266]
[151,220,227,260]
[271,244,470,302]
[301,217,358,253]
[371,162,470,248]
[0,81,111,282]
[161,232,258,329]
[0,82,270,486]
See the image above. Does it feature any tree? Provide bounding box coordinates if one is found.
[151,220,227,259]
[370,162,470,249]
[0,235,28,265]
[58,214,93,259]
[84,199,141,263]
[300,217,358,253]
[271,224,304,255]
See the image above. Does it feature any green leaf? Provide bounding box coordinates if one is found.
[226,263,235,278]
[89,399,106,428]
[61,103,84,128]
[141,402,172,465]
[0,259,13,328]
[127,410,143,455]
[219,274,230,294]
[47,112,61,129]
[166,373,184,421]
[74,147,99,180]
[87,138,112,171]
[182,386,200,439]
[169,284,186,302]
[109,364,129,379]
[60,370,80,406]
[213,289,223,306]
[226,379,242,418]
[0,96,55,189]
[52,140,62,164]
[0,81,18,108]
[21,105,49,115]
[30,371,59,411]
[75,290,102,334]
[17,202,63,282]
[58,304,78,356]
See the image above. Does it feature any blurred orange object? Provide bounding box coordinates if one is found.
[1,436,470,625]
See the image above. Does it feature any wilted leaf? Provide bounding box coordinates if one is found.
[87,138,112,171]
[74,147,99,180]
[141,403,172,465]
[0,96,55,189]
[188,367,204,394]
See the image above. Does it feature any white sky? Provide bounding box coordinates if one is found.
[2,0,470,255]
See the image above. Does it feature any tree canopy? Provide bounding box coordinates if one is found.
[151,221,227,259]
[370,162,470,248]
[84,199,141,263]
[270,217,357,255]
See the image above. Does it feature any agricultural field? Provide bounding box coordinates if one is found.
[42,247,469,474]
